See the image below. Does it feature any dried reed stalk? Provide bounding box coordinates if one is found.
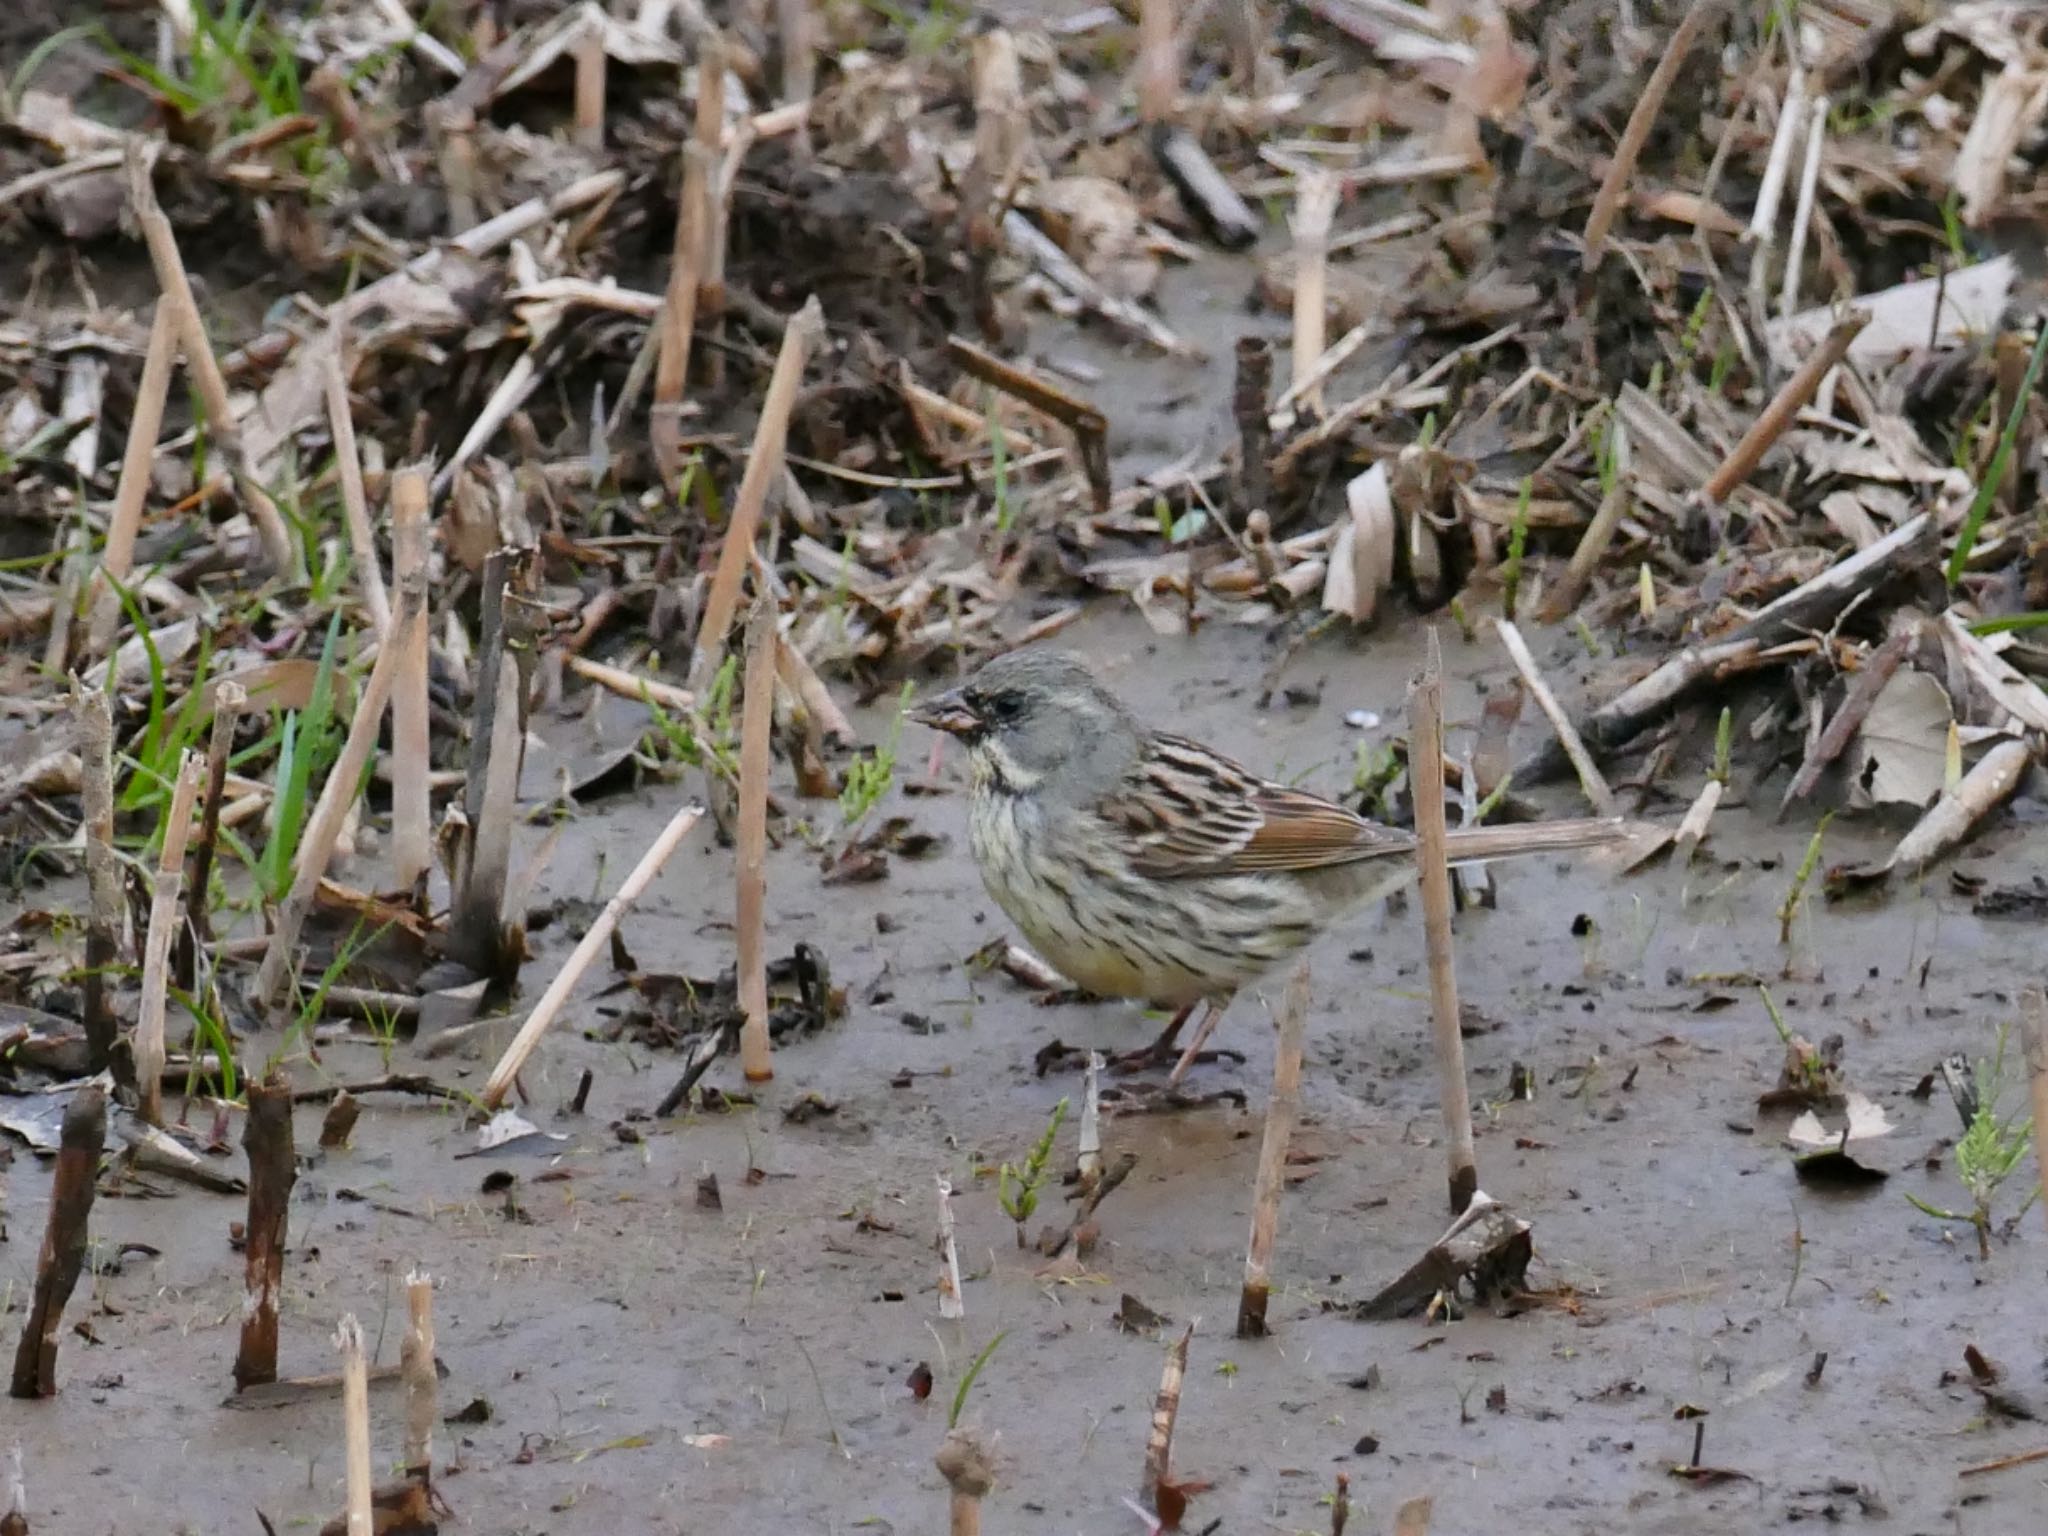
[8,1085,104,1399]
[737,593,777,1081]
[336,1316,373,1536]
[178,679,245,987]
[254,583,426,1009]
[1238,957,1311,1337]
[936,1175,965,1319]
[1495,619,1620,819]
[651,142,713,485]
[234,1073,296,1390]
[88,300,176,653]
[388,469,433,890]
[321,341,392,636]
[695,36,730,389]
[77,686,120,1076]
[1137,0,1177,124]
[1701,311,1868,504]
[402,1270,437,1476]
[451,551,522,978]
[477,803,705,1111]
[1779,94,1830,317]
[573,20,606,150]
[692,296,825,680]
[1410,633,1477,1214]
[1290,174,1339,415]
[134,751,205,1125]
[1142,1323,1193,1510]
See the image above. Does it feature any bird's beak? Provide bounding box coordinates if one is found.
[909,689,981,737]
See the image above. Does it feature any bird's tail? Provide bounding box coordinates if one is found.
[1437,816,1631,865]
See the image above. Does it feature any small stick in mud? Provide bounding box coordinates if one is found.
[1410,634,1478,1213]
[1141,1322,1194,1516]
[737,594,777,1082]
[88,300,176,653]
[450,552,523,980]
[179,680,245,988]
[9,1084,105,1399]
[336,1316,373,1536]
[944,336,1111,515]
[1839,738,2034,885]
[2016,991,2048,1242]
[318,1091,359,1150]
[388,469,433,891]
[1238,958,1311,1338]
[1077,1051,1104,1184]
[134,751,205,1125]
[478,803,706,1111]
[1778,620,1914,816]
[1580,0,1725,271]
[235,1074,297,1391]
[1700,310,1869,504]
[2,1444,23,1536]
[693,37,730,390]
[1290,174,1340,415]
[692,297,825,683]
[936,1176,966,1320]
[1495,619,1620,820]
[401,1270,437,1478]
[321,341,391,636]
[255,582,427,1010]
[1233,336,1273,514]
[77,685,121,1077]
[650,140,711,484]
[935,1427,994,1536]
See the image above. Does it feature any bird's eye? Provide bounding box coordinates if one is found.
[983,690,1024,723]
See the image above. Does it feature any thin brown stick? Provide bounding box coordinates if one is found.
[1234,336,1273,513]
[478,803,706,1111]
[77,685,121,1077]
[450,552,522,978]
[89,300,177,653]
[1290,173,1339,415]
[1142,1322,1193,1509]
[1581,0,1725,271]
[336,1315,373,1536]
[1959,1444,2048,1478]
[573,20,606,150]
[9,1085,104,1399]
[134,751,205,1126]
[1410,631,1477,1214]
[945,335,1110,514]
[1238,957,1311,1338]
[321,340,391,636]
[388,469,432,890]
[1137,0,1177,124]
[401,1270,437,1477]
[178,679,245,986]
[692,296,825,681]
[254,583,426,1009]
[737,593,777,1082]
[1495,619,1621,819]
[2021,990,2048,1241]
[1701,311,1868,503]
[651,142,711,484]
[935,1428,993,1536]
[235,1073,296,1391]
[1540,462,1632,621]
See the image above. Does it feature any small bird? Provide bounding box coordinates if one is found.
[910,648,1624,1071]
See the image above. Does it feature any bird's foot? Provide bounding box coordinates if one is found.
[1100,1080,1248,1114]
[1032,1037,1246,1077]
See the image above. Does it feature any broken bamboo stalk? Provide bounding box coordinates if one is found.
[450,551,523,980]
[88,300,177,654]
[321,341,392,637]
[693,296,824,682]
[651,140,712,484]
[477,802,705,1111]
[1495,619,1620,819]
[1701,310,1868,503]
[401,1270,437,1477]
[737,593,776,1082]
[134,751,205,1126]
[1290,173,1339,415]
[1410,633,1478,1214]
[935,1427,993,1536]
[254,582,426,1009]
[1238,957,1311,1338]
[77,685,121,1077]
[234,1073,296,1391]
[1142,1322,1192,1513]
[337,1316,373,1536]
[8,1085,104,1399]
[388,469,433,891]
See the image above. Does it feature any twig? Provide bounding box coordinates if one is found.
[945,336,1110,515]
[692,296,825,683]
[77,685,120,1077]
[388,469,433,890]
[1778,94,1830,317]
[321,341,391,637]
[336,1316,373,1536]
[478,803,706,1111]
[1238,958,1311,1337]
[936,1427,994,1536]
[1137,0,1177,123]
[1290,174,1339,415]
[1959,1444,2048,1478]
[695,37,730,391]
[1494,620,1620,819]
[1141,1322,1193,1511]
[1777,621,1914,816]
[134,751,204,1125]
[1701,311,1868,503]
[737,594,777,1082]
[450,552,523,979]
[402,1270,437,1477]
[1747,72,1806,245]
[1581,0,1724,271]
[8,1085,104,1399]
[179,679,245,984]
[1540,437,1631,621]
[1077,1051,1103,1183]
[1153,125,1260,250]
[254,582,427,1010]
[88,300,176,654]
[937,1176,965,1320]
[1233,336,1272,513]
[651,141,711,484]
[235,1074,296,1391]
[573,19,606,150]
[1411,634,1478,1213]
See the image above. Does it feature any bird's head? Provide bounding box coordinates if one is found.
[909,648,1138,796]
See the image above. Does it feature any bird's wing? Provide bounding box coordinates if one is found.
[1102,733,1415,878]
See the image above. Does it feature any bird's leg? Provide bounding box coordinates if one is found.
[1112,997,1230,1074]
[1165,999,1229,1087]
